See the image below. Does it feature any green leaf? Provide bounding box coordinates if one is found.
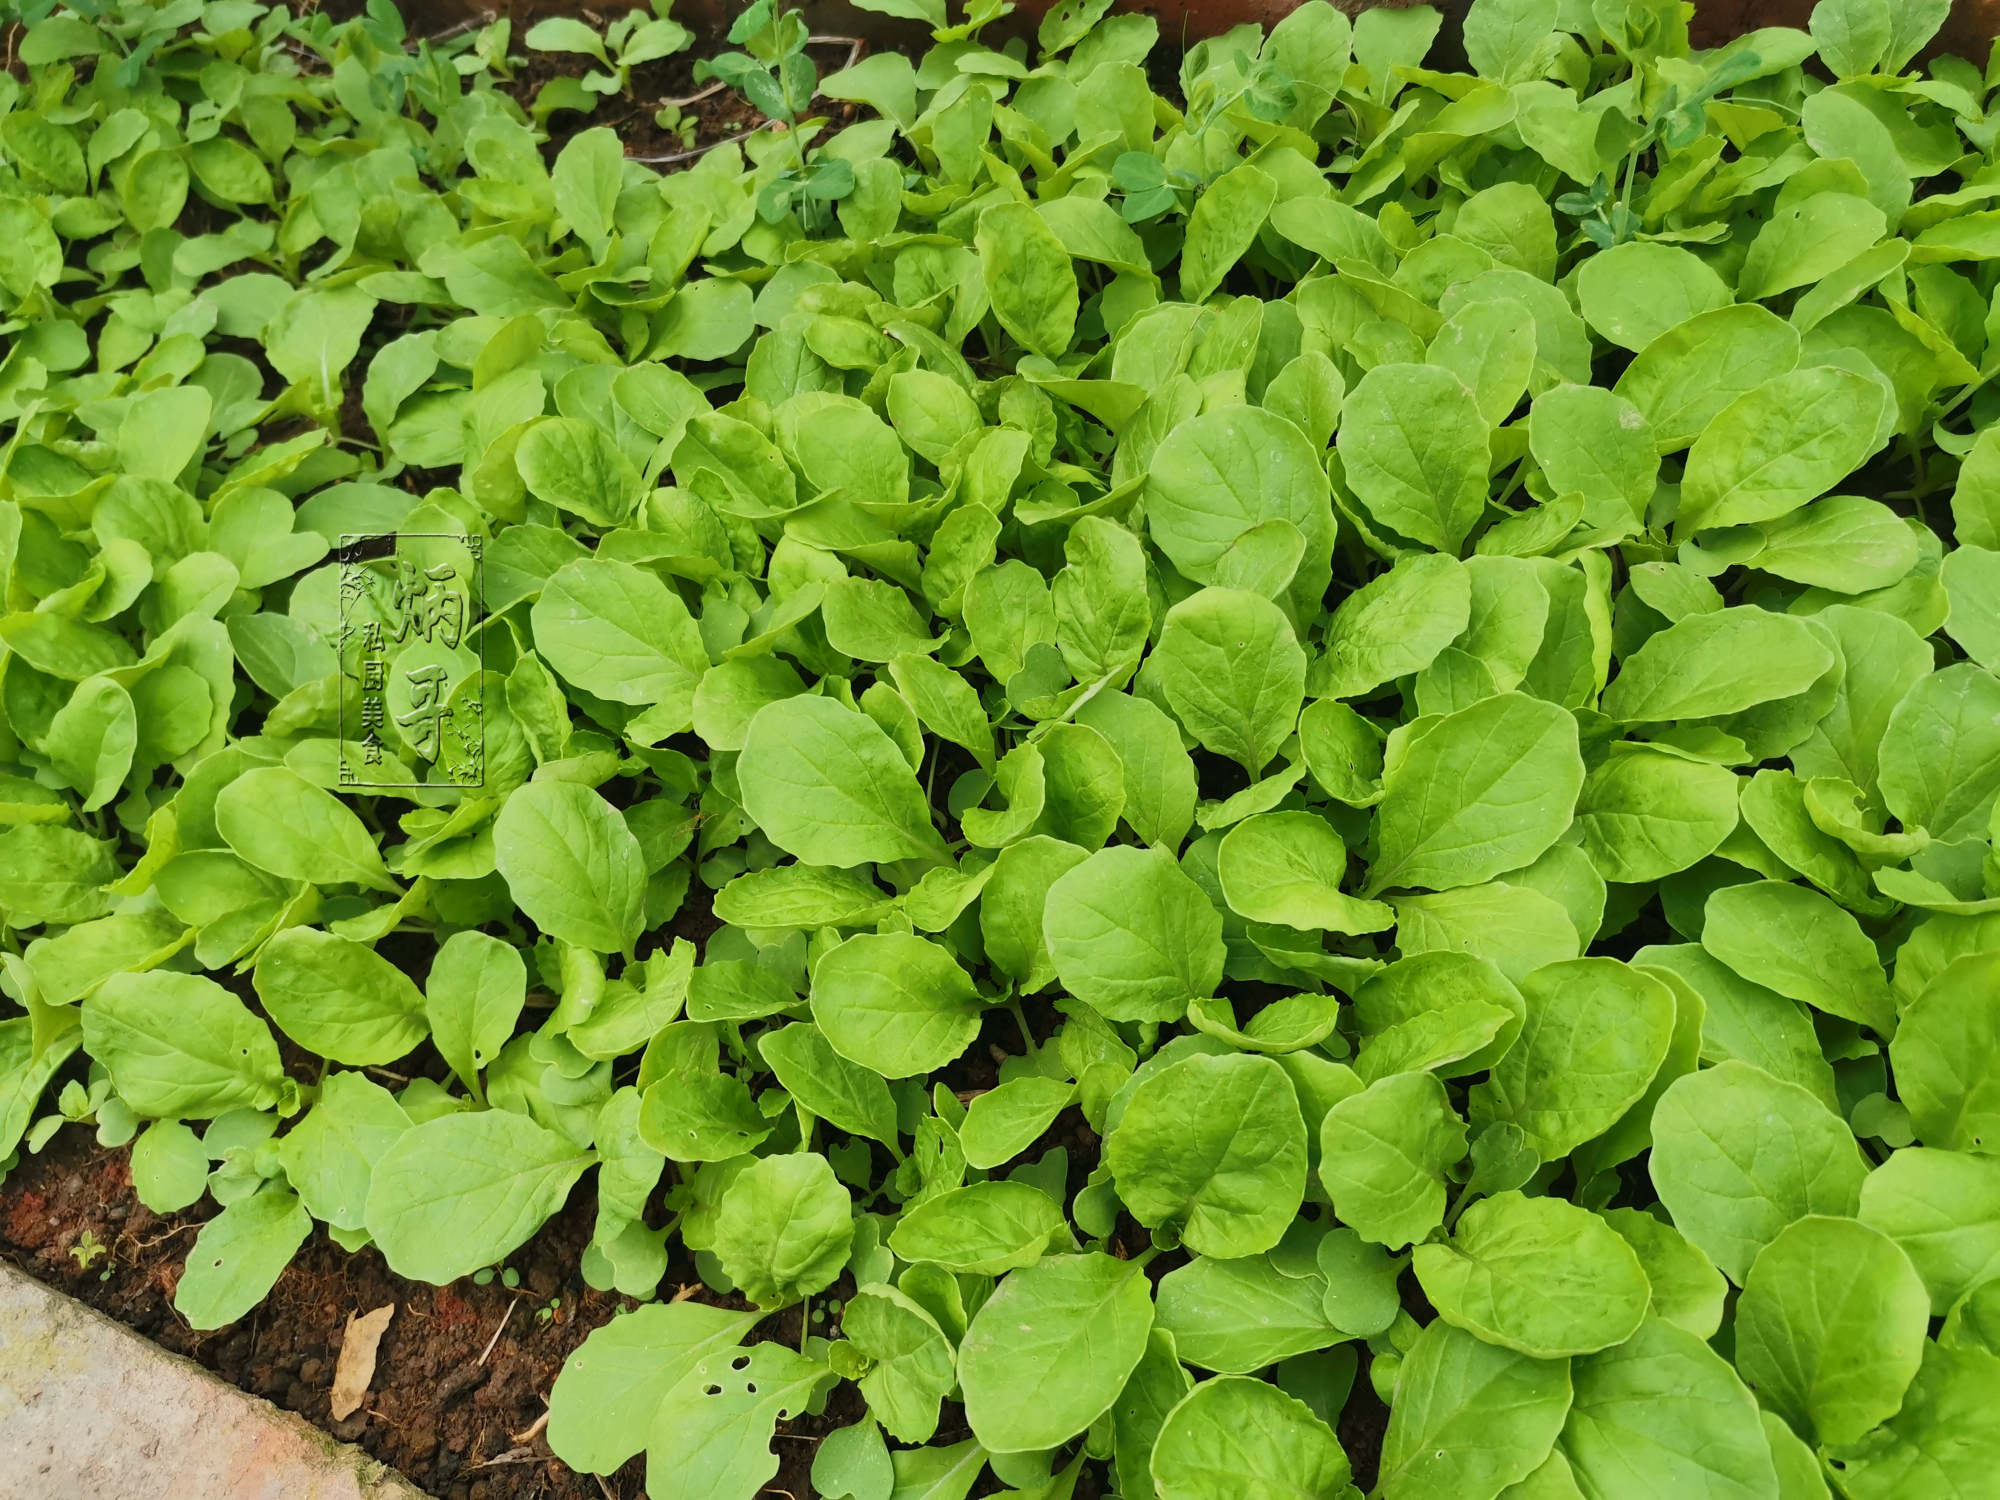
[1575,242,1733,355]
[1469,958,1675,1161]
[1940,545,2000,671]
[811,933,982,1078]
[1600,1207,1728,1341]
[847,1284,957,1442]
[1379,1319,1574,1500]
[1318,1069,1467,1249]
[253,927,429,1067]
[1340,363,1490,553]
[44,675,136,813]
[217,767,398,893]
[533,558,709,717]
[424,930,527,1101]
[890,1180,1066,1274]
[1314,553,1471,702]
[959,1076,1076,1170]
[1574,746,1741,883]
[885,1436,989,1500]
[1391,882,1581,984]
[1648,1061,1870,1284]
[1153,1251,1342,1373]
[1107,1052,1306,1257]
[1075,692,1198,850]
[812,1416,896,1500]
[493,780,646,953]
[1528,384,1657,535]
[174,1188,313,1330]
[1676,368,1887,535]
[1700,880,1895,1035]
[1179,165,1279,304]
[1601,610,1836,724]
[1824,1342,2000,1500]
[1416,1192,1652,1357]
[1352,950,1525,1079]
[1153,587,1307,777]
[739,696,948,867]
[760,1022,900,1147]
[982,836,1092,993]
[646,1343,837,1500]
[1737,194,1887,304]
[713,1151,853,1308]
[1635,944,1839,1109]
[274,1070,412,1232]
[1148,1376,1352,1499]
[978,202,1078,361]
[80,971,283,1120]
[1043,845,1226,1024]
[958,1253,1155,1453]
[1365,693,1584,896]
[1613,305,1801,454]
[1143,407,1333,585]
[1857,1145,2000,1315]
[129,1118,213,1215]
[1734,1215,1929,1446]
[1879,663,2000,843]
[1890,952,2000,1153]
[548,1301,764,1475]
[1558,1317,1780,1500]
[364,1109,594,1283]
[639,1066,772,1161]
[1218,810,1393,934]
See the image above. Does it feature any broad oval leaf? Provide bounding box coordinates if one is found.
[1144,406,1333,584]
[1043,845,1226,1024]
[365,1110,595,1284]
[1648,1061,1871,1285]
[1107,1052,1307,1258]
[738,695,948,867]
[1379,1318,1574,1500]
[1149,1376,1353,1500]
[1415,1192,1653,1358]
[493,779,646,953]
[958,1252,1155,1454]
[1734,1215,1929,1447]
[1365,693,1584,896]
[811,932,982,1078]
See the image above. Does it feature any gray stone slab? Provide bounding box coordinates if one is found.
[0,1260,428,1500]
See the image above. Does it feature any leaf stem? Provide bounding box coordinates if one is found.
[1006,996,1039,1058]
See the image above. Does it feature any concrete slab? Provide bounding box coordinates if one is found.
[0,1260,429,1500]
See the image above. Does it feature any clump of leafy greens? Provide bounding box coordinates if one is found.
[3,0,2000,1496]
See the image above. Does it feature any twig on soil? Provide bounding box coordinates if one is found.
[808,35,867,72]
[470,1447,550,1469]
[364,1065,411,1084]
[509,1408,550,1445]
[127,1223,197,1252]
[596,1476,621,1500]
[477,1298,519,1366]
[628,135,742,167]
[658,79,727,110]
